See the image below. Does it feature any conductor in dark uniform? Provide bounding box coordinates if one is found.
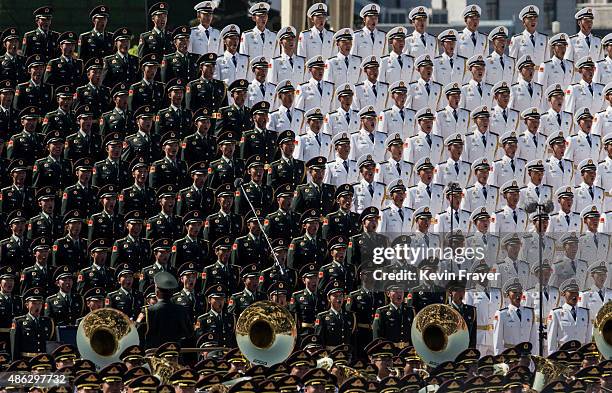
[314,281,355,350]
[0,210,30,271]
[194,284,236,348]
[266,130,305,189]
[292,156,336,215]
[43,31,83,88]
[234,155,274,216]
[128,54,165,112]
[206,131,244,190]
[372,284,416,348]
[10,287,54,360]
[13,55,53,113]
[239,101,277,162]
[149,132,189,189]
[263,183,301,240]
[287,209,327,270]
[447,280,477,349]
[347,207,389,267]
[0,28,27,83]
[185,53,228,115]
[138,2,173,59]
[102,28,140,89]
[21,6,60,60]
[155,78,192,138]
[322,184,361,240]
[201,236,240,297]
[202,184,243,244]
[32,131,72,189]
[44,265,84,326]
[214,79,254,138]
[106,263,144,320]
[74,58,111,118]
[142,271,194,349]
[228,264,259,317]
[78,5,114,63]
[161,26,199,83]
[176,161,215,217]
[180,108,217,166]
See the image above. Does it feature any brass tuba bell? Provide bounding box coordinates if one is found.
[76,308,140,368]
[235,301,297,366]
[594,300,612,359]
[410,304,469,367]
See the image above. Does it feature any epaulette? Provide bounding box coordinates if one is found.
[190,26,197,30]
[296,55,306,60]
[382,207,390,211]
[500,307,508,311]
[511,82,519,86]
[523,306,534,310]
[376,181,385,186]
[553,306,562,311]
[433,81,442,87]
[272,55,281,60]
[380,54,390,59]
[593,34,602,39]
[270,109,280,114]
[244,29,254,34]
[495,209,503,214]
[379,81,389,86]
[379,160,388,164]
[534,81,543,87]
[461,209,470,214]
[544,59,552,64]
[490,185,499,190]
[323,80,334,86]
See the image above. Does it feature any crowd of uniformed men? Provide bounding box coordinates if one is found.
[1,0,612,391]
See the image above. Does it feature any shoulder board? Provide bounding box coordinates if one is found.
[570,34,578,38]
[273,56,281,60]
[301,30,309,34]
[299,82,308,86]
[324,81,334,86]
[295,108,305,114]
[379,81,389,86]
[544,59,552,64]
[500,307,508,311]
[376,181,385,186]
[579,307,589,311]
[381,54,390,59]
[534,82,543,87]
[270,109,280,114]
[517,158,527,163]
[329,110,338,115]
[594,34,602,39]
[355,82,364,86]
[495,209,503,214]
[433,82,442,86]
[523,306,534,310]
[382,207,390,211]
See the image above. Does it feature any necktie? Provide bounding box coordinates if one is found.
[477,82,483,96]
[315,133,321,146]
[205,29,210,39]
[571,260,576,272]
[510,159,515,172]
[317,81,322,95]
[482,234,488,245]
[571,306,577,320]
[396,162,401,175]
[368,183,374,196]
[503,109,508,122]
[289,57,294,67]
[450,57,454,69]
[425,82,430,95]
[513,210,518,223]
[232,55,237,67]
[426,185,431,197]
[594,234,599,248]
[372,84,377,97]
[543,286,549,300]
[426,134,432,146]
[557,113,562,125]
[345,112,350,124]
[481,134,487,146]
[399,109,405,121]
[343,160,349,172]
[260,32,265,42]
[560,60,566,73]
[532,134,537,146]
[535,186,540,197]
[397,56,403,68]
[344,57,349,68]
[368,133,374,143]
[421,34,426,46]
[516,308,522,321]
[370,31,375,43]
[454,162,459,175]
[500,56,505,70]
[319,31,324,42]
[483,187,488,200]
[588,84,593,95]
[589,186,594,199]
[600,289,605,301]
[424,234,430,246]
[471,31,476,46]
[559,160,564,173]
[587,133,592,147]
[527,82,533,97]
[586,35,591,47]
[453,109,458,121]
[260,83,266,97]
[398,208,404,221]
[530,34,535,46]
[287,111,292,123]
[565,214,570,226]
[454,211,459,224]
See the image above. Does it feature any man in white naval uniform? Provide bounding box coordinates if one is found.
[519,160,553,213]
[485,27,515,85]
[378,179,414,235]
[509,5,549,77]
[509,55,544,113]
[295,56,334,114]
[404,6,437,60]
[521,214,556,267]
[348,106,386,163]
[323,133,358,187]
[564,107,601,171]
[351,4,386,59]
[324,84,360,137]
[456,5,488,59]
[239,2,277,60]
[375,133,413,187]
[465,261,503,356]
[267,26,306,87]
[523,262,559,340]
[352,154,385,213]
[410,207,441,249]
[377,81,415,140]
[547,279,592,355]
[406,54,442,111]
[494,235,530,288]
[565,7,603,65]
[188,1,222,55]
[547,186,580,234]
[466,208,500,261]
[578,261,612,338]
[489,131,526,188]
[540,85,574,137]
[463,105,499,164]
[433,83,470,140]
[489,81,520,134]
[462,158,499,213]
[405,108,444,165]
[550,233,588,288]
[578,205,610,263]
[564,56,605,114]
[293,108,332,163]
[537,34,573,89]
[433,29,466,87]
[297,3,334,61]
[517,108,547,162]
[594,34,612,84]
[490,181,528,234]
[595,134,612,191]
[544,131,574,193]
[247,57,276,108]
[378,27,415,85]
[493,278,536,355]
[352,56,388,114]
[214,25,249,87]
[266,80,304,133]
[459,55,493,111]
[433,183,470,233]
[406,157,445,215]
[433,133,471,189]
[592,83,612,137]
[573,159,604,213]
[324,28,362,87]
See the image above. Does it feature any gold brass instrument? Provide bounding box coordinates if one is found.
[317,356,377,385]
[531,355,569,392]
[594,301,612,359]
[76,308,140,368]
[147,355,183,385]
[410,304,469,367]
[235,301,297,366]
